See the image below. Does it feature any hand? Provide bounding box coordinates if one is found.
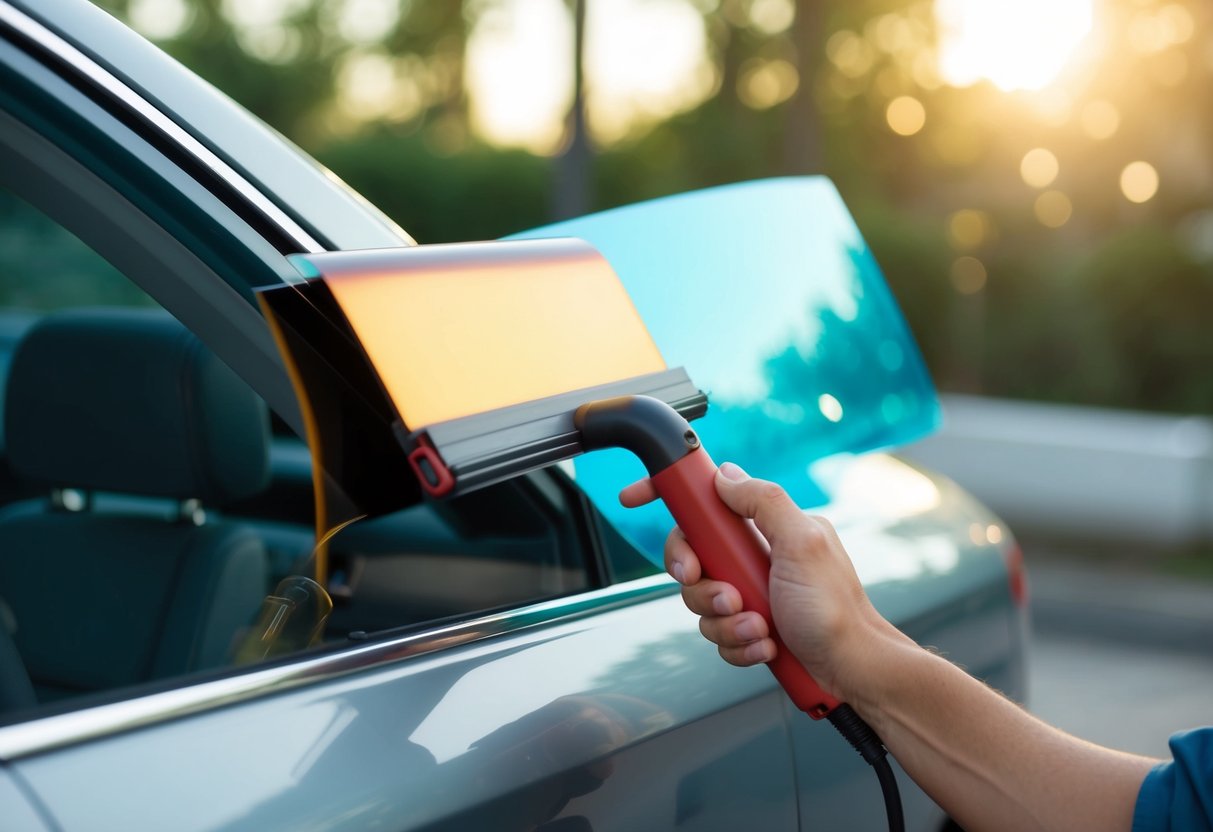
[619,462,887,699]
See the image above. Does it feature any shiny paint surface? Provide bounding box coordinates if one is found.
[10,456,1021,831]
[17,590,798,831]
[0,2,1028,830]
[0,767,50,831]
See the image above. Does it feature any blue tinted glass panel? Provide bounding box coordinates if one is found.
[510,177,940,560]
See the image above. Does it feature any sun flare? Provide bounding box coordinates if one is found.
[935,0,1094,91]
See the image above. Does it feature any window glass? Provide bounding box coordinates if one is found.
[0,188,155,311]
[0,186,592,722]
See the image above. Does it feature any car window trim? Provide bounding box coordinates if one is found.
[0,93,307,434]
[0,0,323,256]
[0,574,678,762]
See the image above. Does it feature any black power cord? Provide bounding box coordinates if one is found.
[828,703,905,832]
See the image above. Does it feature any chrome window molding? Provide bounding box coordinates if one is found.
[0,573,677,761]
[0,1,324,255]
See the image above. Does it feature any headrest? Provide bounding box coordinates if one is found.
[6,309,269,503]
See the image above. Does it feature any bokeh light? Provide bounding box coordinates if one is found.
[747,0,795,36]
[827,30,876,79]
[127,0,192,39]
[948,209,991,249]
[738,59,799,110]
[886,95,926,136]
[1034,190,1073,228]
[950,256,988,294]
[1120,161,1160,203]
[818,393,844,423]
[1128,4,1194,54]
[1020,148,1059,189]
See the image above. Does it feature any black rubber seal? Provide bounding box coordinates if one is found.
[574,395,699,476]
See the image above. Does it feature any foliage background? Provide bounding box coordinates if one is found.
[91,0,1213,415]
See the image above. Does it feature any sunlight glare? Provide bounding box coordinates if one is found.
[465,0,572,154]
[465,0,709,151]
[935,0,1093,91]
[586,0,713,143]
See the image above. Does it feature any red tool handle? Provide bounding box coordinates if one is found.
[650,447,840,718]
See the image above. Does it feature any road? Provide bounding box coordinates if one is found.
[1024,560,1213,759]
[1029,631,1213,758]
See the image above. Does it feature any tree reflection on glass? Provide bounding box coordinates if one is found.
[513,178,941,563]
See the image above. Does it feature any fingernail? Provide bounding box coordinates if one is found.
[713,593,733,615]
[745,641,774,663]
[672,562,686,584]
[719,462,749,482]
[735,617,761,641]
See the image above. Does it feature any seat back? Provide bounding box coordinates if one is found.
[0,308,271,703]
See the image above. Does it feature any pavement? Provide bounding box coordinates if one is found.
[1025,557,1213,758]
[1028,558,1213,654]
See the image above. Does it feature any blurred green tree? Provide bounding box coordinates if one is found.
[88,0,1213,416]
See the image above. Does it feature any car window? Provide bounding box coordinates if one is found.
[0,188,156,312]
[0,185,598,722]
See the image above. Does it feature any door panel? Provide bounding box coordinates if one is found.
[0,767,51,831]
[17,589,798,831]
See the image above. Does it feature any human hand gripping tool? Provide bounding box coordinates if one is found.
[574,394,839,718]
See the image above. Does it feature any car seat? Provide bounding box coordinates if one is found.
[0,308,271,704]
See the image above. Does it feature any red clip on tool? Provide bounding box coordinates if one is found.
[575,395,839,718]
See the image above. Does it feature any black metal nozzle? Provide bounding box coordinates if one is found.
[574,395,701,476]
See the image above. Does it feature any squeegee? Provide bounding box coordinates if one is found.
[258,235,904,832]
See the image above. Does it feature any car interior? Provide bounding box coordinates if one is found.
[0,185,657,723]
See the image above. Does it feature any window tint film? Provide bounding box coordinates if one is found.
[511,178,941,559]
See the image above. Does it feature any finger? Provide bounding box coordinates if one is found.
[717,639,776,667]
[680,579,743,617]
[714,462,808,549]
[618,478,659,508]
[698,610,769,648]
[664,527,702,585]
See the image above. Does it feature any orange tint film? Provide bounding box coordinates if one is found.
[300,239,666,429]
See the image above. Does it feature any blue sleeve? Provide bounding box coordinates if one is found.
[1133,728,1213,832]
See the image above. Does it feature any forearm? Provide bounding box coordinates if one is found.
[841,622,1157,832]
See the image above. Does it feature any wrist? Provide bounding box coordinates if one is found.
[830,606,917,707]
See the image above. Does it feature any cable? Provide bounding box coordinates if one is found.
[870,754,905,832]
[827,703,905,832]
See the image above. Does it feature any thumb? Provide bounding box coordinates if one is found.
[714,463,805,548]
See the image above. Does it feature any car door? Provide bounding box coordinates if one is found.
[0,4,801,830]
